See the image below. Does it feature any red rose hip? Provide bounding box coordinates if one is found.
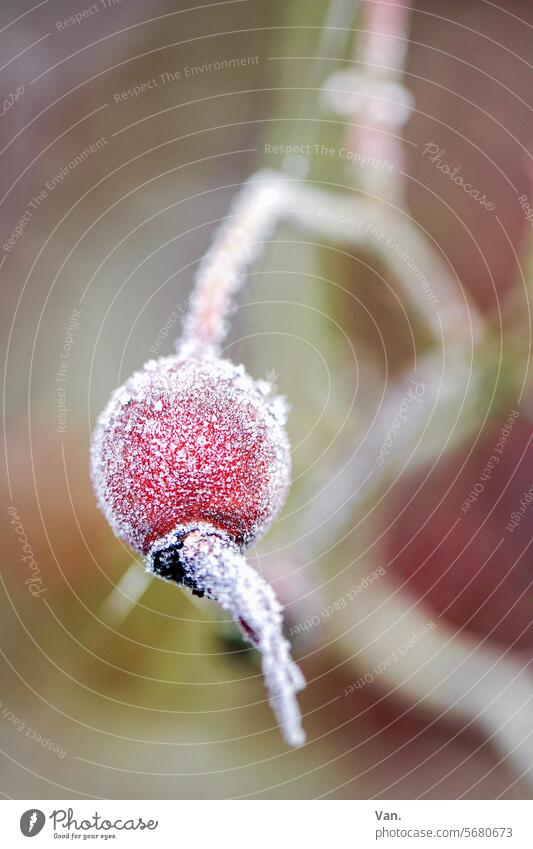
[91,355,291,556]
[90,353,305,746]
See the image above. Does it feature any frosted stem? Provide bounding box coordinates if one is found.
[179,172,285,359]
[321,0,413,202]
[149,525,306,748]
[360,0,412,71]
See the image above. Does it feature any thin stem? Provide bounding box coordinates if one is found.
[179,172,285,359]
[322,0,413,202]
[287,180,481,343]
[149,525,306,748]
[360,0,412,71]
[178,1,414,359]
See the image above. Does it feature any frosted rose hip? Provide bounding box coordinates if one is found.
[91,354,305,747]
[90,355,291,558]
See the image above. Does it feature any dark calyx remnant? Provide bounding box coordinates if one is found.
[151,540,205,597]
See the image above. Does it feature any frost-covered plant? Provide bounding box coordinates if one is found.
[91,175,305,748]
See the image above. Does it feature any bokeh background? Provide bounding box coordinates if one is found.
[2,0,533,799]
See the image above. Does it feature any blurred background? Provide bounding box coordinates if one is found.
[2,0,533,799]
